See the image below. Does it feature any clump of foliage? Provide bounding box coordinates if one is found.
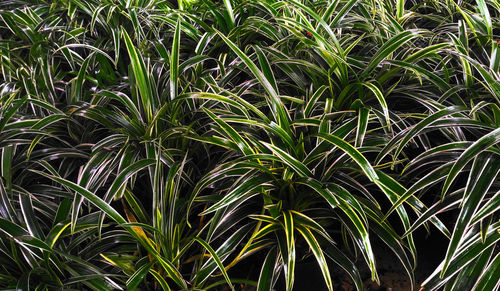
[0,0,499,290]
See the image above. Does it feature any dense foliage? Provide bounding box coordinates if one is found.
[0,0,499,290]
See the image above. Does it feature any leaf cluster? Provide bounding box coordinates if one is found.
[0,0,499,290]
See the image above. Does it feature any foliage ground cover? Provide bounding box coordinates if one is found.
[0,0,499,290]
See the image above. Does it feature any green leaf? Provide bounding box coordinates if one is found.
[53,198,72,225]
[170,19,181,101]
[261,142,313,177]
[470,189,500,225]
[31,170,126,224]
[442,127,500,197]
[296,225,333,291]
[0,95,27,132]
[122,28,154,122]
[106,159,156,201]
[127,260,154,291]
[202,108,255,156]
[0,218,51,252]
[393,106,468,164]
[316,133,378,181]
[449,243,495,290]
[472,251,500,291]
[282,211,295,291]
[329,0,358,28]
[304,85,328,118]
[396,0,405,18]
[383,163,453,223]
[362,30,420,76]
[421,222,500,290]
[223,0,235,28]
[441,154,500,276]
[361,82,390,131]
[201,176,272,214]
[296,178,339,208]
[402,192,461,238]
[155,256,187,289]
[214,29,291,134]
[194,237,234,291]
[1,146,14,191]
[149,269,171,291]
[19,193,43,239]
[288,0,343,55]
[476,0,492,36]
[330,188,378,281]
[257,248,278,291]
[355,107,370,147]
[73,53,93,103]
[255,46,278,93]
[46,222,70,248]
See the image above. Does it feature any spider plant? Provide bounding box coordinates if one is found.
[0,0,498,290]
